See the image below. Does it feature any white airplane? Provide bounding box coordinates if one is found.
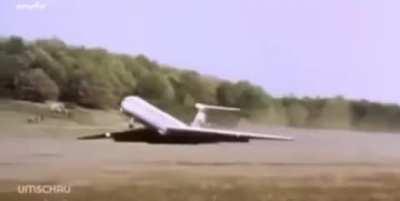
[78,96,293,144]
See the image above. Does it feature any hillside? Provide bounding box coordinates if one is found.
[1,36,400,132]
[0,98,127,137]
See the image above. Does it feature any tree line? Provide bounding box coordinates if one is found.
[1,36,400,132]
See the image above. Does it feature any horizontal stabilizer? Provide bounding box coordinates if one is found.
[195,103,240,111]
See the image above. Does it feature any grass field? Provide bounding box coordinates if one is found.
[2,173,400,201]
[1,99,400,201]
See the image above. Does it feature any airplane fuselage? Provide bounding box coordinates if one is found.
[78,96,293,144]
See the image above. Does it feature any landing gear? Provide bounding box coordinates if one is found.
[128,117,135,129]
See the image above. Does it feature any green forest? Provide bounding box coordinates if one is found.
[1,36,400,132]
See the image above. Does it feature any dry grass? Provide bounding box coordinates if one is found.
[2,174,400,201]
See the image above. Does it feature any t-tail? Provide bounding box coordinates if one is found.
[191,103,240,127]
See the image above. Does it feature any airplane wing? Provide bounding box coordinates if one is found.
[77,130,132,140]
[120,96,187,132]
[167,127,293,141]
[78,126,293,143]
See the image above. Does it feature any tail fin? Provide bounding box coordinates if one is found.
[191,103,240,127]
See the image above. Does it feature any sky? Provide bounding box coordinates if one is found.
[1,0,399,103]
